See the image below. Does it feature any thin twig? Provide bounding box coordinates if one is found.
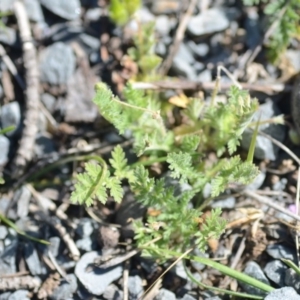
[158,0,197,75]
[131,81,290,95]
[243,190,300,222]
[0,44,25,89]
[12,0,40,177]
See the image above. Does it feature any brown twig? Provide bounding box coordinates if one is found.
[12,0,40,177]
[158,0,198,75]
[131,80,290,95]
[243,190,300,222]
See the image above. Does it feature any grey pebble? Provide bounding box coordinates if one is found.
[75,251,123,295]
[75,218,95,237]
[78,33,100,51]
[0,239,18,274]
[264,260,287,287]
[8,290,29,300]
[0,292,11,300]
[0,0,15,12]
[0,226,8,240]
[16,186,31,218]
[239,261,270,296]
[24,0,45,23]
[0,102,21,136]
[128,275,143,299]
[49,237,61,257]
[103,284,123,300]
[211,196,236,209]
[187,8,229,36]
[187,40,209,58]
[265,287,300,300]
[40,0,81,20]
[34,133,56,157]
[155,15,171,36]
[154,288,176,300]
[0,135,10,167]
[285,268,300,293]
[41,93,56,114]
[267,244,297,264]
[50,274,78,300]
[0,27,18,47]
[181,294,197,300]
[244,7,262,49]
[23,242,47,275]
[76,237,94,252]
[85,8,103,21]
[39,42,76,85]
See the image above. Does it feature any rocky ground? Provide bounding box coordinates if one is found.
[0,0,300,299]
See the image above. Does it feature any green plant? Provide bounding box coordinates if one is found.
[70,18,263,294]
[243,0,300,62]
[108,0,141,26]
[71,79,259,257]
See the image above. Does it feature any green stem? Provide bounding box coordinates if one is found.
[184,262,264,299]
[141,247,274,293]
[0,214,50,245]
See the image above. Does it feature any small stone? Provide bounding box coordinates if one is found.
[190,248,208,271]
[187,41,209,58]
[0,226,8,240]
[0,28,18,47]
[267,244,297,264]
[0,239,18,275]
[197,69,212,82]
[171,56,197,80]
[181,294,197,300]
[41,93,56,113]
[244,8,262,49]
[76,237,94,252]
[0,136,10,167]
[75,251,123,296]
[285,269,300,293]
[39,42,76,85]
[50,22,83,43]
[187,8,229,37]
[246,171,266,190]
[64,67,98,123]
[85,8,102,21]
[0,0,15,12]
[155,15,171,36]
[154,288,176,300]
[76,218,95,238]
[265,287,300,300]
[23,242,47,275]
[8,290,29,300]
[264,260,287,287]
[285,50,300,73]
[128,275,143,299]
[49,237,61,258]
[0,102,21,136]
[50,274,77,300]
[240,261,270,296]
[16,186,31,218]
[40,0,81,20]
[211,196,236,209]
[0,292,11,300]
[103,284,123,300]
[34,133,56,157]
[78,33,100,51]
[24,0,45,23]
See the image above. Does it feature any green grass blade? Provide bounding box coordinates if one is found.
[0,214,50,245]
[247,116,260,163]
